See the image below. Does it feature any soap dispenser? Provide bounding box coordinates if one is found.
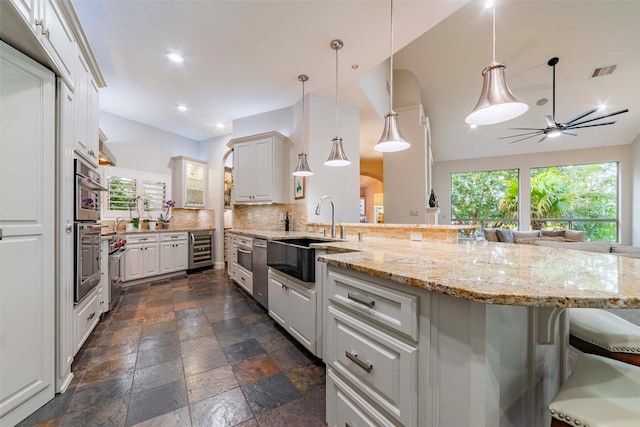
[284,211,290,231]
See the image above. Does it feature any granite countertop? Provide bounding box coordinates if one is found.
[314,237,640,309]
[227,229,336,241]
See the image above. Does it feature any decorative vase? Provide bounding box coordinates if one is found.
[429,189,438,208]
[148,222,157,231]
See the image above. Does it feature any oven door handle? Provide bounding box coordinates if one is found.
[237,247,252,255]
[76,223,107,231]
[77,175,108,192]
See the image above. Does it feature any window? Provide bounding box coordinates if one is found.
[530,162,618,241]
[451,169,519,237]
[102,167,171,219]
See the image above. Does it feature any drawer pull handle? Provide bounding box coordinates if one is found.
[87,312,96,321]
[345,351,373,373]
[347,292,375,308]
[139,238,148,241]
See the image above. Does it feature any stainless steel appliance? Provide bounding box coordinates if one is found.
[267,238,330,283]
[75,222,104,303]
[74,158,107,221]
[107,236,127,311]
[189,230,214,269]
[237,236,253,272]
[252,238,268,309]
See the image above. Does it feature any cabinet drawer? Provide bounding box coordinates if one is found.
[326,306,417,427]
[327,369,400,427]
[160,232,187,242]
[125,233,159,244]
[328,269,419,340]
[75,290,100,353]
[236,266,253,295]
[237,235,252,247]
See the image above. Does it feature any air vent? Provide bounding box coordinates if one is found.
[591,64,617,78]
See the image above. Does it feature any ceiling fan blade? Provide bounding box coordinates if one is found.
[537,135,548,143]
[567,121,616,130]
[561,130,578,136]
[498,131,543,139]
[545,115,555,127]
[564,108,597,125]
[508,127,545,131]
[566,109,629,127]
[507,133,544,144]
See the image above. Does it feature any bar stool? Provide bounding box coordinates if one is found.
[549,354,640,426]
[568,308,640,367]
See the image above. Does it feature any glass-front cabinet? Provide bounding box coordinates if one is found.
[171,156,207,208]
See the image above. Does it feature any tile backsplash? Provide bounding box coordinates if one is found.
[103,208,216,232]
[233,203,307,231]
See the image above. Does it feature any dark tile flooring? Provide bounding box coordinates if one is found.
[18,269,327,427]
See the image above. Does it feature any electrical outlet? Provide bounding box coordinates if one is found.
[410,232,423,241]
[409,210,419,216]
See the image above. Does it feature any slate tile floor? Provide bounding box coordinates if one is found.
[18,269,327,427]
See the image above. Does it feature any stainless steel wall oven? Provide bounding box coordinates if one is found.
[75,158,106,221]
[237,236,253,272]
[75,222,103,303]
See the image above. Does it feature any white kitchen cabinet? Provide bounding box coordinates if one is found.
[123,234,160,282]
[39,0,76,87]
[268,269,318,355]
[229,132,288,204]
[159,232,188,274]
[227,234,238,281]
[74,50,99,166]
[0,42,56,426]
[73,286,100,353]
[7,0,36,24]
[171,156,207,208]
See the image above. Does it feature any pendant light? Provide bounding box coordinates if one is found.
[292,74,313,176]
[325,39,351,167]
[465,1,528,126]
[374,0,410,153]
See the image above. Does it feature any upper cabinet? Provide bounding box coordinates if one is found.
[39,0,76,87]
[229,132,288,204]
[74,51,99,166]
[171,156,207,208]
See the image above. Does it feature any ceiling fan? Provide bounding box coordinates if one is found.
[500,57,629,144]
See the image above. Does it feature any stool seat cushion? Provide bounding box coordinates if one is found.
[569,308,640,353]
[549,354,640,427]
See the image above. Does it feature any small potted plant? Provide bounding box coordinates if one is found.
[158,199,175,229]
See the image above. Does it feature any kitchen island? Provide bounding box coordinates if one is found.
[315,238,640,427]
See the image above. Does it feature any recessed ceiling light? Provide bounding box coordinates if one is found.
[351,64,359,70]
[484,0,494,8]
[176,104,188,112]
[216,123,225,129]
[166,52,185,63]
[470,124,478,129]
[597,104,607,111]
[536,98,549,106]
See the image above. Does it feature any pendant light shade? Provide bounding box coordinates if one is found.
[465,3,528,126]
[293,74,313,176]
[374,0,410,153]
[325,39,350,167]
[325,137,350,167]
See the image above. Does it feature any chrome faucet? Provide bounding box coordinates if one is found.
[115,217,127,232]
[315,195,336,238]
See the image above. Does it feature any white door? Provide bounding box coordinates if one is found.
[159,241,175,274]
[233,142,254,202]
[253,138,273,201]
[173,241,188,271]
[124,245,143,281]
[143,244,159,276]
[0,41,55,427]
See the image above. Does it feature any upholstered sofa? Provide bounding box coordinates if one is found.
[483,228,640,259]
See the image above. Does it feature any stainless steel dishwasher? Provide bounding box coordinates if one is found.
[252,238,268,309]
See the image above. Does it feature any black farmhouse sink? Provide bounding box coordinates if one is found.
[267,238,332,282]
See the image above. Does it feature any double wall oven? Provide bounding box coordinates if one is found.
[74,158,107,304]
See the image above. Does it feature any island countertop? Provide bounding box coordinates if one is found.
[315,238,640,308]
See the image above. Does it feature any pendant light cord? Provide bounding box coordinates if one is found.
[552,63,556,121]
[335,45,339,138]
[301,77,306,151]
[492,3,496,63]
[389,0,394,112]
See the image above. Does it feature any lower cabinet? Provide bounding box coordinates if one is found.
[159,233,188,274]
[124,232,189,283]
[73,286,100,353]
[268,269,318,356]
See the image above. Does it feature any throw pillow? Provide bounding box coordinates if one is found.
[496,229,515,243]
[483,228,499,242]
[611,245,640,255]
[541,229,565,238]
[564,230,586,242]
[533,240,611,253]
[513,230,541,243]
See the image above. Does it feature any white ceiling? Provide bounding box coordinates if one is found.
[72,0,640,162]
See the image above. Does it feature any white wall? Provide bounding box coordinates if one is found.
[99,111,200,174]
[433,144,634,245]
[232,106,293,140]
[198,134,233,268]
[633,136,640,246]
[306,94,360,224]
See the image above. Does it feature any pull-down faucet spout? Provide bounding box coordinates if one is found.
[315,195,336,238]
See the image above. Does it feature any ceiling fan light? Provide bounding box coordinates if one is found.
[292,153,313,176]
[374,111,411,152]
[466,62,529,126]
[324,137,351,167]
[547,128,562,138]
